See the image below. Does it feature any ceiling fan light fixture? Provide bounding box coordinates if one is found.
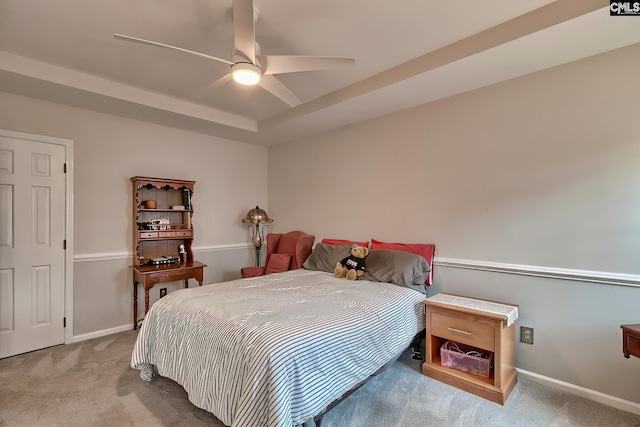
[231,62,262,85]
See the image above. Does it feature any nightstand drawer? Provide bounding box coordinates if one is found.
[622,324,640,358]
[627,334,640,357]
[430,312,495,351]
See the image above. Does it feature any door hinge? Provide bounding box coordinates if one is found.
[63,163,67,173]
[63,240,67,250]
[63,317,66,328]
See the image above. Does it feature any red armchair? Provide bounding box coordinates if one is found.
[241,231,315,278]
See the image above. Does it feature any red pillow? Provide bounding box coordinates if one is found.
[265,253,292,275]
[322,239,369,248]
[370,239,435,285]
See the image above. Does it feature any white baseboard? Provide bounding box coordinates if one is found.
[72,324,133,343]
[517,368,640,416]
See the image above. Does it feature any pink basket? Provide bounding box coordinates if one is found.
[440,341,493,378]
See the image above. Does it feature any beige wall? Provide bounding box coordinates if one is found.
[268,44,640,405]
[0,91,266,334]
[269,43,640,273]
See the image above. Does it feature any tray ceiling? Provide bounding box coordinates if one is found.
[1,0,639,145]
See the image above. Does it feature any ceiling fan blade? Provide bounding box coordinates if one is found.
[114,33,234,65]
[193,73,232,99]
[232,0,256,63]
[258,75,301,107]
[259,55,355,75]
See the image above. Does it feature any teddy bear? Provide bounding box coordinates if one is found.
[334,243,369,280]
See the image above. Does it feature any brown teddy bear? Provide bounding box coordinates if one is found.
[334,244,369,280]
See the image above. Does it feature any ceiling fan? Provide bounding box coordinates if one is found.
[114,0,355,107]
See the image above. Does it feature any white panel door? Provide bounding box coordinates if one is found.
[0,136,66,359]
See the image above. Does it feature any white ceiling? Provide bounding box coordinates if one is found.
[1,0,639,146]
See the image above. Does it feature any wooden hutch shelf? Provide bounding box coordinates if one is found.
[130,176,206,329]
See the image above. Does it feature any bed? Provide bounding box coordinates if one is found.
[131,240,434,427]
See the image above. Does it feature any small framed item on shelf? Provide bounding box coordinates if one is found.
[149,256,180,265]
[148,218,170,230]
[182,188,192,210]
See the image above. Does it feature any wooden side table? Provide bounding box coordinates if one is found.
[422,293,519,405]
[131,261,206,329]
[621,324,640,359]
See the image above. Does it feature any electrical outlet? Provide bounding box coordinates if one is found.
[520,326,534,344]
[160,288,167,298]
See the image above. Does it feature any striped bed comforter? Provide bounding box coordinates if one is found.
[131,269,425,427]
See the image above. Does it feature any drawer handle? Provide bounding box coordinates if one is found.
[447,327,472,336]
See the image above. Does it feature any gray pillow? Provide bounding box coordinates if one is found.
[362,250,431,294]
[303,242,352,273]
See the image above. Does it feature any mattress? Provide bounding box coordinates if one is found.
[131,269,425,427]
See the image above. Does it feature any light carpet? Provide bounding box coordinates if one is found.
[1,330,639,427]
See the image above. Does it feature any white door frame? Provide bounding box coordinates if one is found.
[0,129,74,344]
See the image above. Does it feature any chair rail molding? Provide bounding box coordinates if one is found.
[435,257,640,288]
[74,243,252,263]
[73,250,640,287]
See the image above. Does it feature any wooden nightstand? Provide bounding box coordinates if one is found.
[621,324,640,359]
[422,293,519,405]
